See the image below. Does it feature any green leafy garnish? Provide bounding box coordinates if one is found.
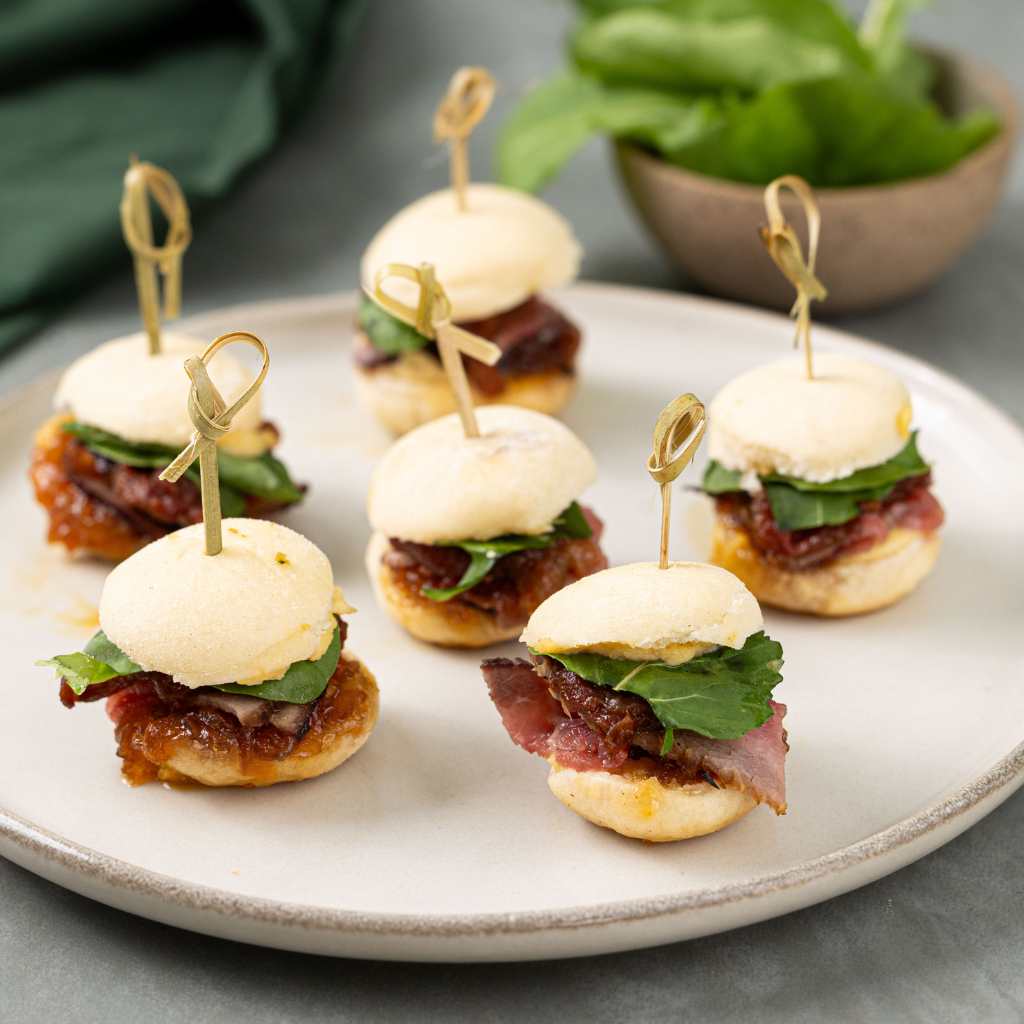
[537,631,783,740]
[497,0,1000,191]
[38,626,342,705]
[357,294,430,356]
[62,421,303,508]
[701,433,929,531]
[422,502,593,602]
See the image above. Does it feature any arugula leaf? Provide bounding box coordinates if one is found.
[421,502,593,602]
[702,434,930,530]
[357,294,430,355]
[497,0,998,190]
[38,626,342,705]
[215,626,341,703]
[62,421,302,507]
[539,631,783,740]
[701,460,744,494]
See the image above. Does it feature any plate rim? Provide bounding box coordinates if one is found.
[3,281,1023,941]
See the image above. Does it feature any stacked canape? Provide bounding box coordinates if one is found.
[482,562,788,841]
[366,405,607,647]
[701,353,944,615]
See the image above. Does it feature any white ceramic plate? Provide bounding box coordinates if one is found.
[2,285,1022,963]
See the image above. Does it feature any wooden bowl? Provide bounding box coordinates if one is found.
[614,48,1018,315]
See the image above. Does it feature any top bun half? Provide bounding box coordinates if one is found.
[367,405,597,543]
[54,331,264,447]
[100,519,343,688]
[708,353,912,483]
[521,562,763,663]
[360,184,581,321]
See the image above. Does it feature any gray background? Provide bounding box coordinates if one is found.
[2,1,1022,1021]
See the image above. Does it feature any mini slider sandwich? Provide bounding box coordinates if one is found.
[701,177,943,616]
[482,396,788,841]
[364,262,607,647]
[30,161,303,562]
[39,334,377,786]
[354,67,583,435]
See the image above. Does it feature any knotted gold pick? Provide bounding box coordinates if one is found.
[647,394,707,570]
[370,262,500,438]
[759,174,827,380]
[433,66,495,213]
[120,156,193,356]
[159,332,269,555]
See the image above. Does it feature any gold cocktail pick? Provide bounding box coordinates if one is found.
[119,156,193,356]
[159,332,269,556]
[433,66,495,213]
[759,174,827,380]
[370,262,500,438]
[647,394,707,570]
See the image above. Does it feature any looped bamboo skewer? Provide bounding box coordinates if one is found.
[120,156,193,355]
[370,262,500,438]
[647,393,707,570]
[160,331,269,556]
[760,175,827,380]
[433,66,496,212]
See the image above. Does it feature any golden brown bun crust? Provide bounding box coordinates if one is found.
[710,517,942,617]
[547,761,757,842]
[353,341,576,436]
[365,533,520,648]
[150,656,379,787]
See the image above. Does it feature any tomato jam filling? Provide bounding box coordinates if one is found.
[714,473,944,571]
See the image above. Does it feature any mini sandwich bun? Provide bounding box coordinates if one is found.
[54,331,264,448]
[361,184,580,321]
[353,346,575,437]
[711,519,941,616]
[522,561,762,664]
[547,762,757,842]
[367,405,597,545]
[150,655,379,787]
[708,353,912,483]
[101,519,345,688]
[365,531,520,648]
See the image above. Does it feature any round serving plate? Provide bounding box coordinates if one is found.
[1,284,1022,962]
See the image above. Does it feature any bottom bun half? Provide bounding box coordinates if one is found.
[152,655,379,787]
[547,761,757,842]
[353,346,576,436]
[710,519,941,617]
[366,532,520,648]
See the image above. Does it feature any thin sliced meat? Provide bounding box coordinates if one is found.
[482,658,787,811]
[481,658,626,771]
[633,702,788,813]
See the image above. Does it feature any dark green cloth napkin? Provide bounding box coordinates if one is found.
[0,0,365,355]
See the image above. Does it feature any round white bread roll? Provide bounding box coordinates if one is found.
[708,353,913,483]
[522,561,762,663]
[367,405,597,544]
[101,518,343,687]
[153,655,379,787]
[353,349,575,437]
[365,531,521,648]
[547,762,756,842]
[710,518,941,616]
[361,183,581,321]
[54,331,263,447]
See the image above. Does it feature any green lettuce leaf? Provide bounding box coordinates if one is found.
[62,421,302,508]
[538,630,783,740]
[38,626,341,705]
[357,294,430,355]
[497,0,998,191]
[422,502,593,602]
[702,434,930,530]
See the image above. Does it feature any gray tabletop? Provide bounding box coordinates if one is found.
[2,2,1022,1021]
